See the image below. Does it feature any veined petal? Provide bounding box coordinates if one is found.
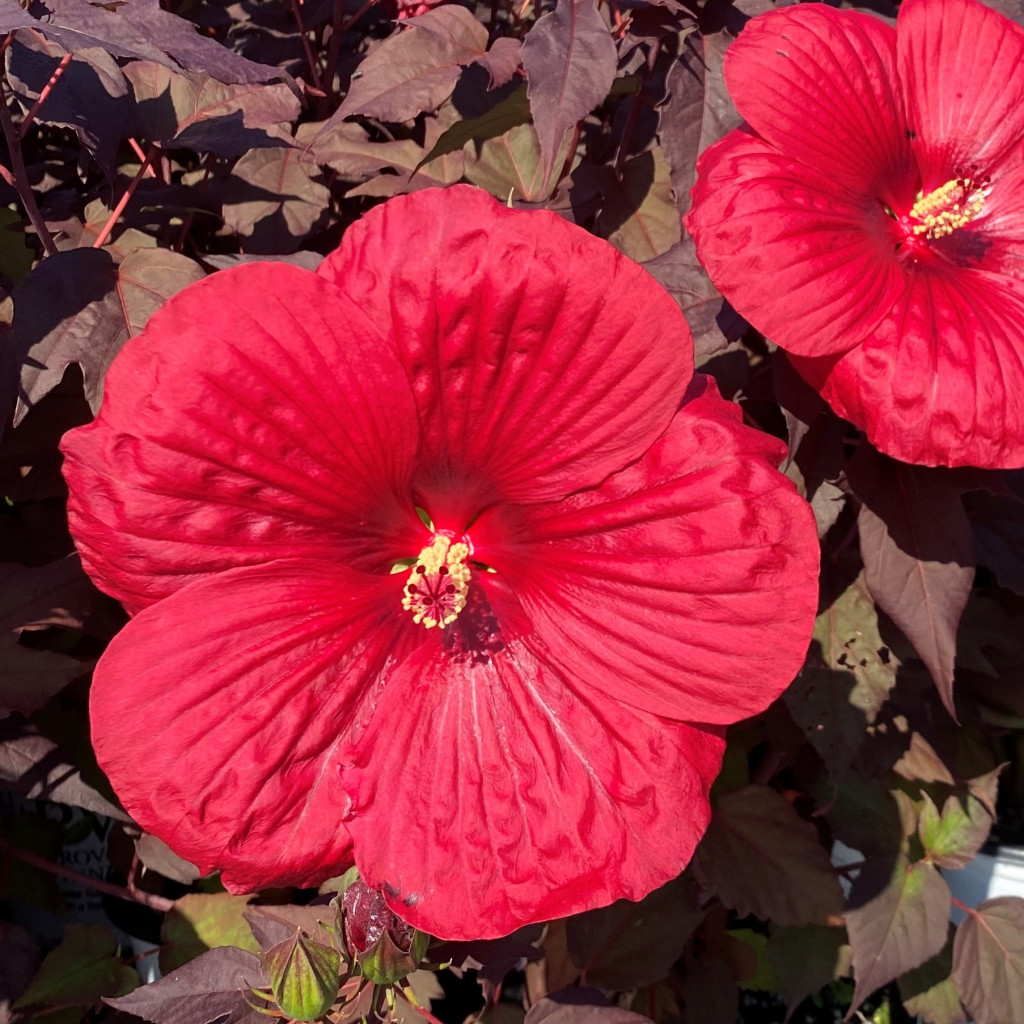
[62,263,423,613]
[725,3,914,203]
[339,615,725,940]
[89,560,418,891]
[898,0,1024,186]
[318,186,692,517]
[797,269,1024,468]
[687,132,904,357]
[473,376,820,725]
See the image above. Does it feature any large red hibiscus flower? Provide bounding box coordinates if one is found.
[62,186,818,939]
[687,0,1024,469]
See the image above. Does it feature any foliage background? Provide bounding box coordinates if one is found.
[2,0,1024,1021]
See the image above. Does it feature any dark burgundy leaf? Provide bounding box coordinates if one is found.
[0,8,37,32]
[694,786,843,926]
[845,854,951,1013]
[642,233,742,359]
[679,948,737,1024]
[327,7,488,125]
[298,121,425,183]
[124,63,300,157]
[106,946,268,1024]
[12,248,205,424]
[244,906,336,954]
[819,774,902,862]
[33,0,289,86]
[464,123,556,203]
[0,647,86,720]
[474,37,522,90]
[134,833,200,886]
[952,897,1024,1024]
[0,556,96,637]
[566,878,702,990]
[963,488,1024,596]
[0,920,41,1007]
[6,39,136,177]
[431,925,543,975]
[658,25,738,215]
[764,925,850,1020]
[521,0,617,191]
[222,148,331,253]
[892,732,956,786]
[202,252,325,272]
[526,988,653,1024]
[0,722,128,820]
[847,446,976,720]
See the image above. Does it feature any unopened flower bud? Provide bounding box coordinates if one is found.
[342,881,429,986]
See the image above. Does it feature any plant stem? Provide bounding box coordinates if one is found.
[18,52,72,138]
[92,144,157,249]
[290,0,324,92]
[0,836,175,913]
[128,137,160,180]
[0,74,58,256]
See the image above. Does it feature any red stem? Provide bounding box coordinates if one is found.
[128,137,160,180]
[93,145,157,249]
[19,52,72,138]
[290,0,324,92]
[0,74,58,256]
[0,836,175,913]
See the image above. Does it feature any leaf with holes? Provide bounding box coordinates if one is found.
[784,570,897,783]
[847,446,976,720]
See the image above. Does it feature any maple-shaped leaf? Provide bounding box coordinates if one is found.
[951,896,1024,1024]
[845,853,951,1013]
[694,786,843,926]
[107,946,268,1024]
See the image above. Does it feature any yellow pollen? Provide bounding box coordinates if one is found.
[908,177,990,239]
[401,535,471,629]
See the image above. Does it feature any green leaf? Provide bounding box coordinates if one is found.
[160,892,260,973]
[0,206,35,284]
[952,896,1024,1024]
[764,924,851,1017]
[918,791,994,869]
[15,924,137,1008]
[417,84,531,170]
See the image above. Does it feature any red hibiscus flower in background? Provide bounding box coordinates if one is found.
[686,0,1024,469]
[61,186,818,940]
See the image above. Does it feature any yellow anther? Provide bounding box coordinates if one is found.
[401,535,471,629]
[908,177,989,239]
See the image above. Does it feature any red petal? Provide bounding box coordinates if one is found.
[89,560,418,891]
[687,131,904,357]
[318,186,693,518]
[796,270,1024,468]
[724,4,914,203]
[472,375,820,725]
[898,0,1024,186]
[62,263,423,612]
[339,614,725,939]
